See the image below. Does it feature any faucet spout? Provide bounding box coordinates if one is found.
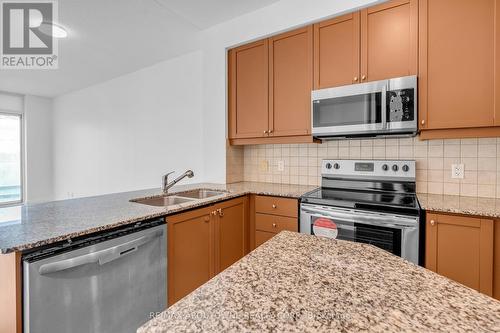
[163,170,194,194]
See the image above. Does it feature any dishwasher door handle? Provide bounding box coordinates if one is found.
[38,229,163,275]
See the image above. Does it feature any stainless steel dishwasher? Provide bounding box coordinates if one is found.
[23,218,166,333]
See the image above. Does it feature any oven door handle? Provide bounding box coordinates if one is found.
[301,207,417,229]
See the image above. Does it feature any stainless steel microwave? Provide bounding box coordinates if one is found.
[311,75,417,138]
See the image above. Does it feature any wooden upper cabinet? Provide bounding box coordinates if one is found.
[228,40,269,139]
[269,26,313,137]
[426,213,494,297]
[313,13,360,89]
[168,206,214,305]
[361,0,418,82]
[312,0,417,90]
[419,0,497,130]
[215,197,248,273]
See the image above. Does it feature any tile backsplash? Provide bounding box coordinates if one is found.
[226,143,244,184]
[226,137,500,198]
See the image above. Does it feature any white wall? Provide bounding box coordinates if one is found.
[199,0,383,183]
[49,0,385,199]
[52,50,204,200]
[24,95,54,202]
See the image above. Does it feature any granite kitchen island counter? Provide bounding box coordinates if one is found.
[138,231,500,333]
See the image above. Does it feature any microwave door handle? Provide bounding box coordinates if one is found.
[381,84,387,130]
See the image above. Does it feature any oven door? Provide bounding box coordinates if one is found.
[311,79,387,137]
[300,204,419,264]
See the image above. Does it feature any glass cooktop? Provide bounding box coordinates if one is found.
[301,187,419,216]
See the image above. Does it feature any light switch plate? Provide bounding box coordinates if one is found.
[451,164,464,179]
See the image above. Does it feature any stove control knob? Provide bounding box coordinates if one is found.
[392,164,399,172]
[382,164,389,171]
[333,163,340,170]
[325,163,332,170]
[402,165,410,172]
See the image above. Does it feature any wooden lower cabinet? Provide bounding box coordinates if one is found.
[167,205,214,306]
[216,198,249,272]
[168,196,249,305]
[255,230,275,247]
[0,252,22,333]
[426,212,496,299]
[495,220,500,300]
[255,214,297,233]
[251,195,298,250]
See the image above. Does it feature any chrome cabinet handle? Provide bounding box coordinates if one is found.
[269,129,273,134]
[430,220,435,226]
[421,120,426,125]
[272,223,277,228]
[361,75,366,81]
[353,76,358,82]
[272,204,277,209]
[263,130,268,135]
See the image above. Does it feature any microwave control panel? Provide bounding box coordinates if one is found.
[387,89,415,122]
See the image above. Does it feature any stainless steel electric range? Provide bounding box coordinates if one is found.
[300,159,422,265]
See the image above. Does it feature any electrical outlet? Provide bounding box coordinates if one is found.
[451,164,464,179]
[277,160,285,172]
[259,160,269,172]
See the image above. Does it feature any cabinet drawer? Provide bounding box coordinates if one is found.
[255,196,298,217]
[255,214,297,233]
[255,231,275,247]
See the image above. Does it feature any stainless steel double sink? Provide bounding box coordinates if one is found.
[131,189,228,207]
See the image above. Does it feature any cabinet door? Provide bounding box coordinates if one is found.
[419,0,497,130]
[494,220,500,300]
[215,197,248,273]
[313,12,360,89]
[426,213,494,296]
[168,206,214,305]
[255,231,275,248]
[269,26,313,137]
[361,0,417,82]
[255,214,297,233]
[228,39,269,139]
[0,252,21,333]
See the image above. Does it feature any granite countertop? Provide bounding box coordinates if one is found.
[417,193,500,218]
[138,231,500,333]
[0,182,315,254]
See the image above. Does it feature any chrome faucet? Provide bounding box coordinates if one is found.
[162,170,194,194]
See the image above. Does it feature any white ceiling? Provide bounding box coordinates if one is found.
[156,0,280,29]
[0,0,280,97]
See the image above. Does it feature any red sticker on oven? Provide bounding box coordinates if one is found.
[313,218,338,239]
